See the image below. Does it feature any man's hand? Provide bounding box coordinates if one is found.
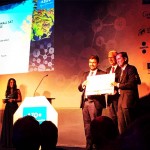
[111,82,118,87]
[82,80,88,89]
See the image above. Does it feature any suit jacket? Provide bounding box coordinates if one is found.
[78,69,106,109]
[106,66,121,105]
[118,64,141,108]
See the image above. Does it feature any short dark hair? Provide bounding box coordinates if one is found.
[117,52,128,64]
[89,55,99,63]
[40,121,58,150]
[12,115,41,150]
[90,116,119,149]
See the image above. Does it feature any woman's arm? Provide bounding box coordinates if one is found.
[14,89,22,102]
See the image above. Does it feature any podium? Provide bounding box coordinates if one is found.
[13,96,58,127]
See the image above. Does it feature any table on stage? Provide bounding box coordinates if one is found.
[46,98,55,104]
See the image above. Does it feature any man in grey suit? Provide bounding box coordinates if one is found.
[112,52,141,134]
[106,50,121,129]
[78,55,106,150]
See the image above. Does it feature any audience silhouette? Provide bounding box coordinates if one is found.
[12,115,41,150]
[101,113,150,150]
[118,113,150,150]
[135,93,150,118]
[90,116,119,150]
[10,103,150,150]
[40,120,58,150]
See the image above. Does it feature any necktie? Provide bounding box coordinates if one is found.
[112,67,115,73]
[120,69,125,81]
[90,71,94,76]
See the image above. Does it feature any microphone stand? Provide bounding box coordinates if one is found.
[33,74,48,96]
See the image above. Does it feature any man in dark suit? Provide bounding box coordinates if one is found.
[106,50,120,129]
[78,55,106,150]
[111,52,141,134]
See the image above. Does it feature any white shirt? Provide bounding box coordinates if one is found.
[88,69,97,76]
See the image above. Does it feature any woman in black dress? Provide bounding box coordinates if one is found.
[1,78,22,148]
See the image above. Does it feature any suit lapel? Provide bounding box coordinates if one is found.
[115,66,120,73]
[106,67,111,73]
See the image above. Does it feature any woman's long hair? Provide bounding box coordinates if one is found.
[5,78,17,98]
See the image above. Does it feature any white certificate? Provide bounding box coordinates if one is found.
[85,73,115,95]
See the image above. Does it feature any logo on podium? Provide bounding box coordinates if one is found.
[23,106,47,124]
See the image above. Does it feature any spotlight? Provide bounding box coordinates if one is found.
[142,49,146,54]
[142,41,146,46]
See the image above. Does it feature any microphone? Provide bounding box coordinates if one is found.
[33,74,48,96]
